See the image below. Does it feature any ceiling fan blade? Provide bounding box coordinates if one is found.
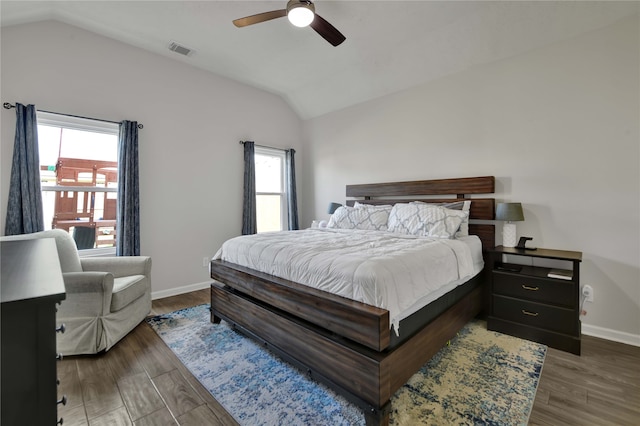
[310,13,346,46]
[233,9,287,28]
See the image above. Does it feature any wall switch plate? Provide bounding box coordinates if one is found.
[202,256,209,268]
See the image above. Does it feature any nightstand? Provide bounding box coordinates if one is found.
[487,246,583,355]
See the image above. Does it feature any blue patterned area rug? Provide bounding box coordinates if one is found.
[146,304,546,425]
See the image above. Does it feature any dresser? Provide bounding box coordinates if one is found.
[1,238,67,425]
[487,245,582,355]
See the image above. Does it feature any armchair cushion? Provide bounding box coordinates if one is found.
[81,256,151,312]
[112,275,148,312]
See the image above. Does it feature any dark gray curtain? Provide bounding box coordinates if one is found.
[5,103,44,235]
[242,141,257,235]
[116,121,140,256]
[285,148,299,230]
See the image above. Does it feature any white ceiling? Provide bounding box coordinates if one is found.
[1,1,638,119]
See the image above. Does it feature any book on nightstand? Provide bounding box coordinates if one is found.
[548,268,573,280]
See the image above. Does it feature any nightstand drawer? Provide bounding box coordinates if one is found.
[492,295,577,335]
[493,272,575,307]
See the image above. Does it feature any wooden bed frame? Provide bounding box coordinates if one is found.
[210,176,495,425]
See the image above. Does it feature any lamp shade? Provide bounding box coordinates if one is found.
[495,203,524,222]
[327,202,342,214]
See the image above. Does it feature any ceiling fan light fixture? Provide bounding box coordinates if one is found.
[287,1,315,27]
[233,0,345,47]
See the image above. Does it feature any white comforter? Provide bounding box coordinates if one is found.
[213,228,483,334]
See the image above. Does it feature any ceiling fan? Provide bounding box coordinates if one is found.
[233,0,346,47]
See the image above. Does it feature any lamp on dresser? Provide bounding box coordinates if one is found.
[495,202,524,247]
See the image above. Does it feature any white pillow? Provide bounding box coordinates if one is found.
[388,203,468,239]
[387,203,426,236]
[411,200,471,237]
[425,206,469,238]
[327,205,390,231]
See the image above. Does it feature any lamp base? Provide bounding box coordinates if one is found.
[502,223,517,247]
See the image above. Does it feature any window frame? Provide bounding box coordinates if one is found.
[254,146,288,232]
[37,111,120,256]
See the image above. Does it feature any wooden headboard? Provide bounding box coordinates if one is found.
[345,176,496,250]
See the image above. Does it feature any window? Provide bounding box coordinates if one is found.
[37,112,119,252]
[255,147,287,232]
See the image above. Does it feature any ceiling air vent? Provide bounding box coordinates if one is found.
[168,41,193,57]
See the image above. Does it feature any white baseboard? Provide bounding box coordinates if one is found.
[151,281,210,300]
[582,323,640,347]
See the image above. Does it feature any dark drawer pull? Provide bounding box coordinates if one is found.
[56,324,66,334]
[522,309,539,317]
[58,417,64,425]
[521,285,539,291]
[56,353,63,361]
[57,395,67,406]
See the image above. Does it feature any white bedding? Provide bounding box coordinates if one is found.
[213,228,483,335]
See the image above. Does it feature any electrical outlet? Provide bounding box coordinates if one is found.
[582,284,594,302]
[202,256,209,268]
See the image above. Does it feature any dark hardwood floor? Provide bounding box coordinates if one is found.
[57,289,238,426]
[530,334,640,425]
[57,289,640,425]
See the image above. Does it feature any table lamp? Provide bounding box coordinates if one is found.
[316,202,343,228]
[495,202,524,247]
[327,202,342,214]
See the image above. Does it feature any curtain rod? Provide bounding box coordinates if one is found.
[3,102,144,129]
[239,140,289,151]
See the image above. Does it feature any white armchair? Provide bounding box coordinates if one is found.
[0,229,151,355]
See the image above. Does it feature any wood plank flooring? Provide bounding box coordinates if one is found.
[530,333,640,425]
[57,289,238,426]
[57,289,640,425]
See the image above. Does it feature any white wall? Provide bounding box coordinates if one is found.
[1,21,303,297]
[302,16,640,343]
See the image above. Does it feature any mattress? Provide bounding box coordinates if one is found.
[213,228,484,334]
